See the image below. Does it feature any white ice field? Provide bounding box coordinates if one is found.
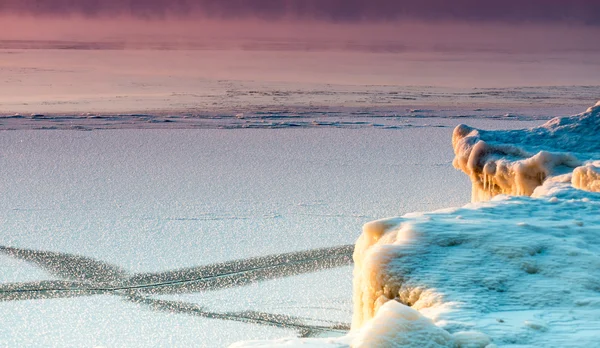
[0,124,474,347]
[1,47,599,347]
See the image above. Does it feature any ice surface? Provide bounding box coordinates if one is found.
[0,126,482,347]
[0,254,54,283]
[1,295,286,347]
[0,49,598,119]
[0,128,468,273]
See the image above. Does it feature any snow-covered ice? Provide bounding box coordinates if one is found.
[453,101,600,201]
[351,190,600,347]
[0,125,476,347]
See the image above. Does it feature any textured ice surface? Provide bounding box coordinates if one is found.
[0,128,469,272]
[0,254,54,283]
[0,126,482,347]
[1,295,286,347]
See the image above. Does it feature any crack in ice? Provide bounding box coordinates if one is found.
[0,244,354,336]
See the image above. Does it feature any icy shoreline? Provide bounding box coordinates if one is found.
[0,109,554,131]
[0,104,588,131]
[233,103,600,347]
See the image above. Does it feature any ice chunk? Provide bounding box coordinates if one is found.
[236,187,600,347]
[353,301,455,348]
[572,163,600,192]
[348,103,600,347]
[452,102,600,201]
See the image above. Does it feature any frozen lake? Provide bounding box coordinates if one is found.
[0,126,469,346]
[0,114,566,347]
[0,45,597,346]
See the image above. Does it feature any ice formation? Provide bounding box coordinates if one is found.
[452,101,600,201]
[350,191,600,347]
[349,102,600,347]
[233,102,600,347]
[572,162,600,192]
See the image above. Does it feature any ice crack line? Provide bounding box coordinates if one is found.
[0,245,353,296]
[0,244,354,336]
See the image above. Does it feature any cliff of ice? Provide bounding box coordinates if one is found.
[453,101,600,201]
[351,191,600,347]
[232,103,600,347]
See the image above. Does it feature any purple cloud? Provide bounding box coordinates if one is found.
[1,0,598,25]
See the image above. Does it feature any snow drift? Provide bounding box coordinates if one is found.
[233,102,600,347]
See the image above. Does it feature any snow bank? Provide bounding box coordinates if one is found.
[452,101,600,201]
[351,187,600,347]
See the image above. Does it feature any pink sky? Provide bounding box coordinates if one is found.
[1,16,599,55]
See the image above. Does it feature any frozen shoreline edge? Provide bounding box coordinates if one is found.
[232,102,600,347]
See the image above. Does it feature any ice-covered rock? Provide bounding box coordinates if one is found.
[452,101,600,201]
[235,185,600,347]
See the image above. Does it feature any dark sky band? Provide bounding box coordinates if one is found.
[0,0,598,25]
